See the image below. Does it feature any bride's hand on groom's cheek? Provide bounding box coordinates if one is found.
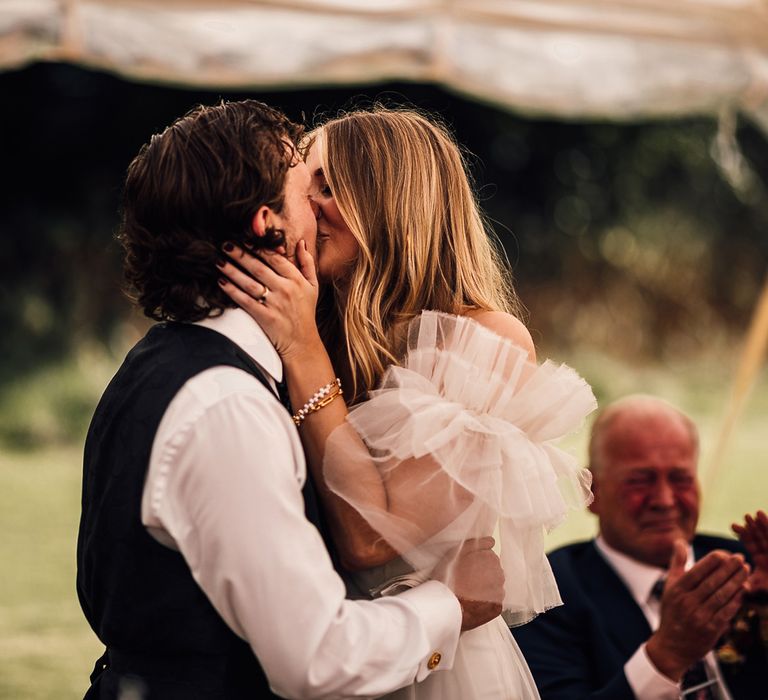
[216,242,323,360]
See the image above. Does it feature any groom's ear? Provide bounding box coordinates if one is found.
[249,205,287,255]
[250,205,273,239]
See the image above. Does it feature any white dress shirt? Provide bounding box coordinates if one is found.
[595,536,732,700]
[140,309,461,699]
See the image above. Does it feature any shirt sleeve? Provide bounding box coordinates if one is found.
[142,368,461,699]
[625,644,680,700]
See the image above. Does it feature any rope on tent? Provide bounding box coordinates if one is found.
[703,273,768,492]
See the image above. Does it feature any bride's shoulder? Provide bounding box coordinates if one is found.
[462,310,536,362]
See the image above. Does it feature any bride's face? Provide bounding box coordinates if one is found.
[306,134,360,283]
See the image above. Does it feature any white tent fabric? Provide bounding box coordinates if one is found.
[2,0,768,129]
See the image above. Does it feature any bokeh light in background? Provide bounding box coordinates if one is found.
[2,59,767,491]
[2,57,766,501]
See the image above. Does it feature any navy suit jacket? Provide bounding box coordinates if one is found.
[513,535,767,700]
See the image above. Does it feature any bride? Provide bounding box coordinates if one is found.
[218,107,596,699]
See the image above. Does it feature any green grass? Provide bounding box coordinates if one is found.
[1,351,766,698]
[0,447,102,700]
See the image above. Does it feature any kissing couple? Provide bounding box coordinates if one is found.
[77,99,596,699]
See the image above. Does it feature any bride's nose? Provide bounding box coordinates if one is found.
[309,197,321,218]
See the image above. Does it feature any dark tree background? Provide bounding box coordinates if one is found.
[1,62,767,444]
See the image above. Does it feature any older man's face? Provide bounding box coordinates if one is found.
[590,411,700,568]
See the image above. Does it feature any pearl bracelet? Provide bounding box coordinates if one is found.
[292,378,343,427]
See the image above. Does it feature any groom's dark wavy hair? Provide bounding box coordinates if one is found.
[119,99,304,322]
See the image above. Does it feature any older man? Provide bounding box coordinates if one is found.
[513,394,767,699]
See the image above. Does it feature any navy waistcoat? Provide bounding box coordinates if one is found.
[77,322,330,699]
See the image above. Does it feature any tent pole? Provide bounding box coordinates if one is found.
[703,272,768,492]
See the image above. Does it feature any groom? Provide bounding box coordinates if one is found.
[76,100,504,699]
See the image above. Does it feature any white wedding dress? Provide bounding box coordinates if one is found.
[324,312,597,700]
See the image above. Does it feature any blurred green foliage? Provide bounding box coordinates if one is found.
[1,63,767,450]
[0,345,118,449]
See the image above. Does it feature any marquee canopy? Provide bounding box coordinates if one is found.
[2,0,768,131]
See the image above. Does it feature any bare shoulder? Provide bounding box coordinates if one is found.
[464,310,536,362]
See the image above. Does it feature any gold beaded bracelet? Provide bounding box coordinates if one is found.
[292,378,343,427]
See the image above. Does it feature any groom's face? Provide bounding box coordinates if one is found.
[272,157,319,265]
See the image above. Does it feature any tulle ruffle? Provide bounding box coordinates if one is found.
[324,311,596,626]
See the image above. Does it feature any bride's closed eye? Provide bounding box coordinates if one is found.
[316,179,333,198]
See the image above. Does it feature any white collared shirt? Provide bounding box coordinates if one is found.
[595,536,732,700]
[140,308,461,699]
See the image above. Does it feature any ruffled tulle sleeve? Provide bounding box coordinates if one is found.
[323,311,597,625]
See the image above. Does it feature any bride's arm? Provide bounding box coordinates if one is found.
[217,244,536,570]
[218,243,396,570]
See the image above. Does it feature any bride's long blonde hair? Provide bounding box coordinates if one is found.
[313,107,522,401]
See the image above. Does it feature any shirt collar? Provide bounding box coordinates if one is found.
[193,308,283,383]
[594,535,694,606]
